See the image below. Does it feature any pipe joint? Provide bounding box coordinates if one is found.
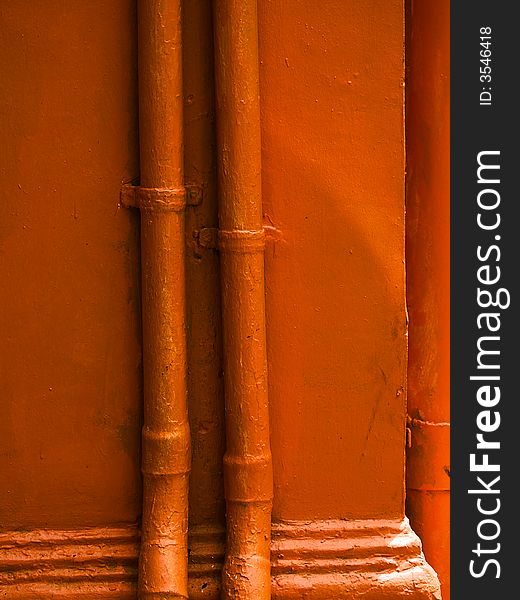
[224,453,274,503]
[406,417,450,491]
[219,229,265,254]
[142,425,191,476]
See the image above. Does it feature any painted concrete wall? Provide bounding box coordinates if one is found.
[0,1,441,598]
[0,0,142,530]
[259,0,407,521]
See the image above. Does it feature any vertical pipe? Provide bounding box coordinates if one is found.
[213,1,273,598]
[137,1,190,597]
[406,0,450,598]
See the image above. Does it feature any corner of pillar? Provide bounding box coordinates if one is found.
[270,517,442,599]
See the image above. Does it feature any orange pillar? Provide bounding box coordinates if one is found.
[213,1,273,598]
[406,0,450,598]
[258,1,440,598]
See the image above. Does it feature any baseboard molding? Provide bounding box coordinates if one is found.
[0,518,440,599]
[271,517,441,599]
[0,526,139,599]
[187,525,225,599]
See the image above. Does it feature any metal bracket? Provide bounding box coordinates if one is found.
[120,184,186,212]
[185,184,204,207]
[194,225,282,252]
[120,183,203,212]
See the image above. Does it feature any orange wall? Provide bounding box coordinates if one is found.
[2,0,418,580]
[0,0,141,529]
[259,0,406,521]
[1,0,407,527]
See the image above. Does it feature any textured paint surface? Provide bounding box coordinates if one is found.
[406,0,450,597]
[0,0,141,530]
[258,0,408,521]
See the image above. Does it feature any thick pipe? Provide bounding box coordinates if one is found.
[213,1,273,598]
[406,0,450,598]
[137,1,190,597]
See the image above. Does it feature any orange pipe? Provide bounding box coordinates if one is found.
[406,0,450,598]
[137,0,190,597]
[213,1,273,598]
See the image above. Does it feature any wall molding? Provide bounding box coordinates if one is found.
[0,519,440,599]
[0,526,138,599]
[271,517,441,599]
[0,524,225,599]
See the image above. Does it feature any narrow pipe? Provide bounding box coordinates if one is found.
[137,1,190,597]
[406,0,450,597]
[213,1,273,598]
